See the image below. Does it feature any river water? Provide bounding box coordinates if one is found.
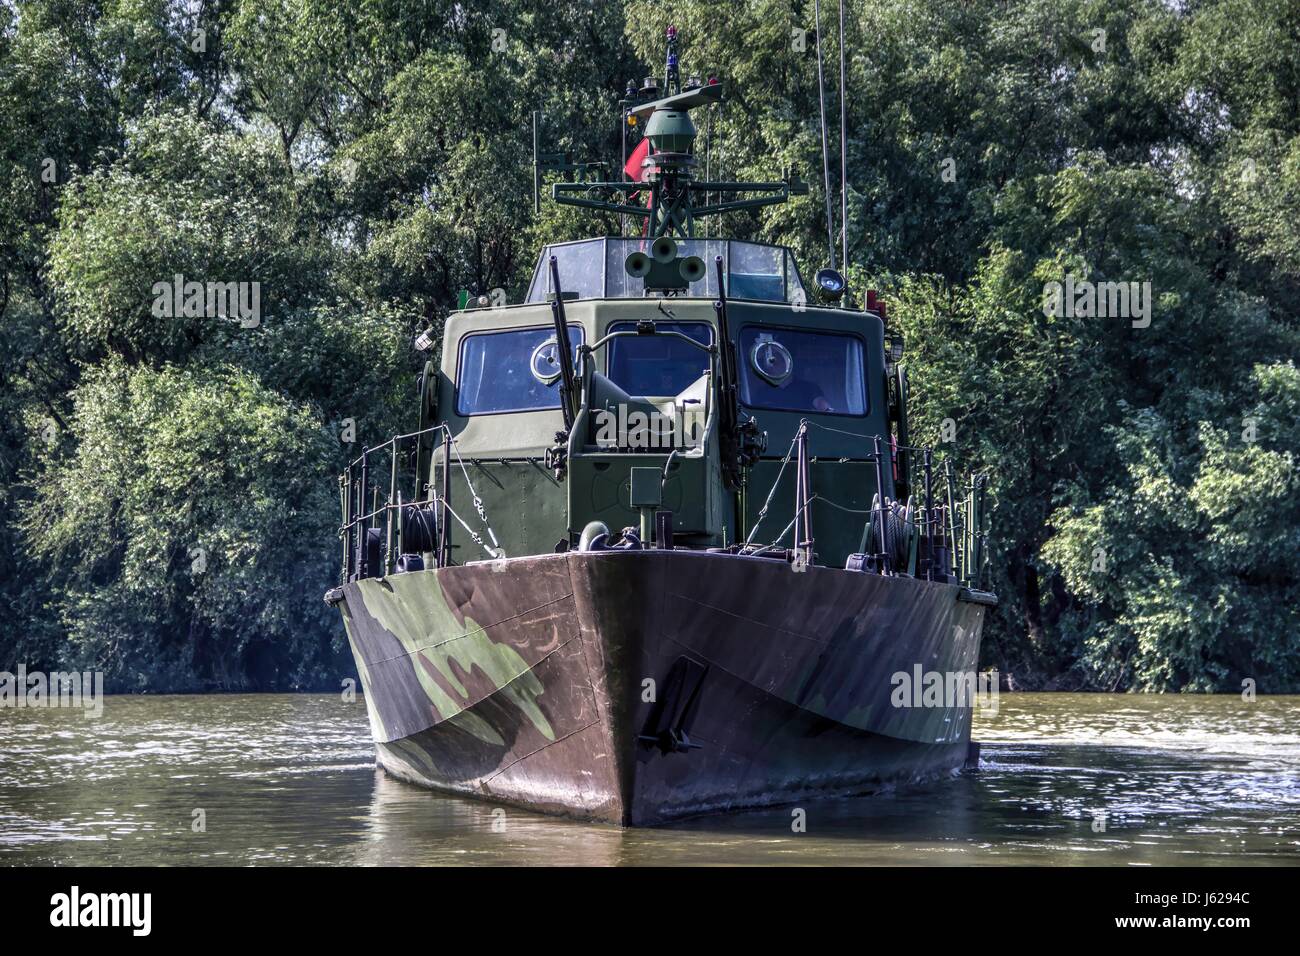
[1,693,1296,865]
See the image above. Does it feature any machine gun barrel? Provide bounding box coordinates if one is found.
[712,255,739,437]
[548,256,579,429]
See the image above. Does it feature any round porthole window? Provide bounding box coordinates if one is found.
[750,336,793,386]
[530,338,563,384]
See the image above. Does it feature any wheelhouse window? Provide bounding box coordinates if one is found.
[456,326,584,415]
[607,321,713,397]
[526,238,807,304]
[727,242,784,301]
[525,239,604,303]
[737,327,866,416]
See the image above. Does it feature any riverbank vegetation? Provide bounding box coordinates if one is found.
[1,0,1296,691]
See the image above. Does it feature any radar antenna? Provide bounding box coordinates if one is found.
[550,26,807,239]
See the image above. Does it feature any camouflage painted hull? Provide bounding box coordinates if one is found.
[335,551,987,826]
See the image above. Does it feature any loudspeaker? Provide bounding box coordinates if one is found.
[651,236,678,264]
[679,255,706,283]
[625,250,652,277]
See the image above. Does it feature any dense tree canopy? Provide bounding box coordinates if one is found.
[0,0,1295,691]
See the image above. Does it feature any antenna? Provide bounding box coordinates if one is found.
[532,110,541,215]
[814,0,836,270]
[530,117,608,217]
[665,24,681,95]
[620,79,636,237]
[838,0,849,280]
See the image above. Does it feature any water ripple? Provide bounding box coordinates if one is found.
[0,692,1297,865]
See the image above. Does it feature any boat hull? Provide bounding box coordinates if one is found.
[336,550,987,826]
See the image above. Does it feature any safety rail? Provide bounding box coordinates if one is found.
[737,419,991,590]
[339,424,504,583]
[338,417,990,590]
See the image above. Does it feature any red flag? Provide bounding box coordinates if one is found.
[624,138,651,182]
[624,137,654,235]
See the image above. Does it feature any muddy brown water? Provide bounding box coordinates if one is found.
[1,692,1296,865]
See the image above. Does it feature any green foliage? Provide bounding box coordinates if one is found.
[46,110,334,363]
[22,361,348,690]
[1043,364,1300,690]
[1,0,1298,691]
[212,301,416,436]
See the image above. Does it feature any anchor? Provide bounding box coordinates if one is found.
[638,655,709,755]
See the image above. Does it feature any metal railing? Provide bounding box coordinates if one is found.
[339,424,457,583]
[740,419,991,589]
[339,417,991,590]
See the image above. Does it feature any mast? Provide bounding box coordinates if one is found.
[838,0,849,274]
[814,0,836,269]
[551,26,807,239]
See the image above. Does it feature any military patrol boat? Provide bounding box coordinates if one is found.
[326,29,996,826]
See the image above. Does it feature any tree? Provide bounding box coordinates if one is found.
[2,0,1298,691]
[23,361,350,690]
